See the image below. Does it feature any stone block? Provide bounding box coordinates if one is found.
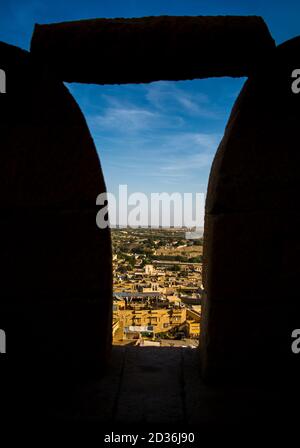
[30,16,274,84]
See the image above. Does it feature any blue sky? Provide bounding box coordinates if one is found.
[67,78,242,196]
[1,0,300,197]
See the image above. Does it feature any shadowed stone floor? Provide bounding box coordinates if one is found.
[50,346,289,427]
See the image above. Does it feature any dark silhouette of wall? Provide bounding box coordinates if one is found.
[0,42,112,389]
[30,16,274,84]
[201,36,300,383]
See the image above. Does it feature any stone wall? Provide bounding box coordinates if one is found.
[0,42,112,389]
[201,37,300,383]
[30,16,274,84]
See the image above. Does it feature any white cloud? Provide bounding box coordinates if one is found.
[145,81,218,119]
[76,82,223,190]
[98,131,221,186]
[159,132,220,153]
[90,80,220,136]
[94,106,157,132]
[91,97,184,133]
[160,152,214,172]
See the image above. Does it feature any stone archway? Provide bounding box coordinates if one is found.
[1,16,299,396]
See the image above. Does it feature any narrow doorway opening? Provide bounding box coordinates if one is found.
[67,77,245,349]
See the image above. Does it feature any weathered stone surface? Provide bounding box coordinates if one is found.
[114,346,185,424]
[76,346,126,421]
[206,38,300,215]
[202,37,300,382]
[200,295,299,381]
[30,16,275,84]
[0,211,111,299]
[40,347,292,429]
[0,41,105,208]
[203,212,282,302]
[0,42,112,385]
[182,348,281,426]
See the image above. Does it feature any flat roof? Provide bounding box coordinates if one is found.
[114,292,164,298]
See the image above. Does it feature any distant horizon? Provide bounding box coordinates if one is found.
[110,225,204,230]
